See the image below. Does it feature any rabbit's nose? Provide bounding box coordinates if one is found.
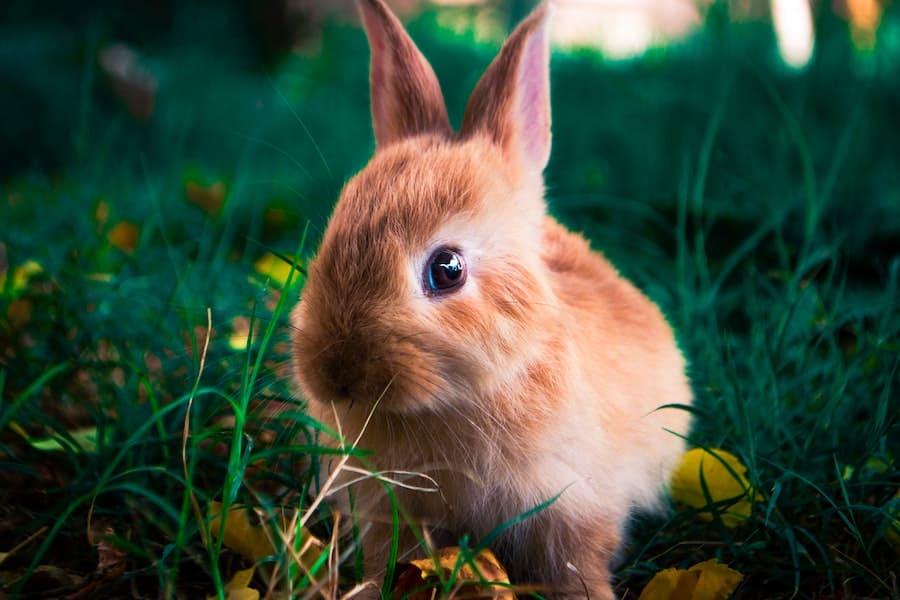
[321,337,370,399]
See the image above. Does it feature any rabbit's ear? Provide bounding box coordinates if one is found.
[358,0,452,148]
[460,3,551,172]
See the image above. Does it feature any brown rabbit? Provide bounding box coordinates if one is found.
[290,1,692,597]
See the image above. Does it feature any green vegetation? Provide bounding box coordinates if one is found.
[1,1,898,598]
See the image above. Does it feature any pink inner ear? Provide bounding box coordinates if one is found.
[516,18,551,170]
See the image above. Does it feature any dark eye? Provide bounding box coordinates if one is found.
[424,248,467,295]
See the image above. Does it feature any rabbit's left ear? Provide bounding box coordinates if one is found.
[460,3,551,172]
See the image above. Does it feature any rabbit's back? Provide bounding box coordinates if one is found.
[540,217,692,507]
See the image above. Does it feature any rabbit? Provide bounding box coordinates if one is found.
[289,0,693,597]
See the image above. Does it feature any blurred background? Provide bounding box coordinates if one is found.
[1,1,896,168]
[2,0,897,332]
[1,0,897,258]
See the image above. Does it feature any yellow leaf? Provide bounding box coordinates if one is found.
[1,260,43,295]
[688,559,744,600]
[227,316,256,351]
[864,453,893,474]
[207,567,260,600]
[209,502,276,563]
[395,546,514,598]
[207,502,326,570]
[108,221,139,253]
[638,567,700,600]
[670,448,758,527]
[253,252,299,288]
[27,426,99,453]
[843,453,893,481]
[639,560,742,600]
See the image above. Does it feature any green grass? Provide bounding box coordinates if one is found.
[1,1,899,598]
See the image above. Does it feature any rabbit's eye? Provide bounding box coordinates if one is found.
[425,248,467,296]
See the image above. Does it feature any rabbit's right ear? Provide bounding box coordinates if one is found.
[358,0,452,148]
[460,3,551,173]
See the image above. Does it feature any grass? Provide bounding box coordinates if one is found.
[1,1,899,598]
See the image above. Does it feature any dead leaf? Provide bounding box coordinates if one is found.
[107,221,139,254]
[393,546,515,599]
[1,259,43,296]
[94,526,127,571]
[208,501,324,568]
[186,180,227,216]
[209,501,276,563]
[26,426,99,453]
[669,448,759,527]
[253,252,299,288]
[206,567,260,600]
[227,316,256,351]
[638,567,700,600]
[7,298,34,329]
[639,559,743,600]
[63,525,128,599]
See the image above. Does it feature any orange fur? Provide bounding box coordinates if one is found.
[290,1,692,597]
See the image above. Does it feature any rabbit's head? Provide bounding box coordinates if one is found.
[291,0,557,414]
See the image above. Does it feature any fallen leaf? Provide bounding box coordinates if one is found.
[253,252,299,288]
[208,501,325,569]
[392,546,515,599]
[1,259,43,296]
[688,560,744,600]
[210,567,260,600]
[670,448,758,527]
[107,221,139,253]
[186,180,227,216]
[7,298,33,328]
[639,559,743,600]
[62,525,128,599]
[209,502,276,563]
[227,316,256,351]
[842,453,893,481]
[26,426,99,453]
[638,567,700,600]
[94,527,127,571]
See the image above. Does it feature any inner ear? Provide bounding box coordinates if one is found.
[459,3,551,172]
[359,0,452,148]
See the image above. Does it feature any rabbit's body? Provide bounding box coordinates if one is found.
[291,2,691,597]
